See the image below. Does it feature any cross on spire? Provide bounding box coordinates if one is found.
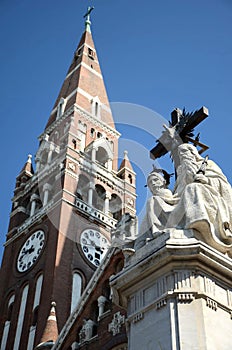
[84,6,94,33]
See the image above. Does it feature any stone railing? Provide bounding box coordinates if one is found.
[75,198,117,228]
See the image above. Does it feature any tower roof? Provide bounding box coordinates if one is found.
[118,150,134,172]
[45,10,114,130]
[18,154,34,176]
[36,301,59,349]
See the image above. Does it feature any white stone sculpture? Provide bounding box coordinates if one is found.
[108,311,125,336]
[137,142,232,252]
[79,319,95,343]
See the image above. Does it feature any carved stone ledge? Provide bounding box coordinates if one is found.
[177,293,195,302]
[132,312,144,324]
[206,297,217,311]
[156,298,167,310]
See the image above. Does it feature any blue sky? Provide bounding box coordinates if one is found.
[0,0,232,262]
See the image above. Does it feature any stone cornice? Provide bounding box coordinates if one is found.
[110,230,232,310]
[74,105,120,138]
[5,199,60,246]
[39,106,75,141]
[40,104,120,143]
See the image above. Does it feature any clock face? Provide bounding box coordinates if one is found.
[17,230,45,273]
[80,229,110,267]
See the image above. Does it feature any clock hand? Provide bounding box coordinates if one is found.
[22,245,35,256]
[89,240,96,247]
[28,246,35,254]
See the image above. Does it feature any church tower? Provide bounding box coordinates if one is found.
[0,9,136,350]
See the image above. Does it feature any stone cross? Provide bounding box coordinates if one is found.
[83,6,94,20]
[108,311,125,336]
[150,106,209,160]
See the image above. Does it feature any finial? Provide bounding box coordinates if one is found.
[83,6,94,33]
[124,150,129,159]
[27,154,32,163]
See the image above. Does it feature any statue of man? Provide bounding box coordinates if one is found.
[167,143,232,244]
[135,169,178,249]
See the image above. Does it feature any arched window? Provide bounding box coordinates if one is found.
[71,272,83,313]
[72,139,77,149]
[27,274,43,350]
[91,97,101,118]
[13,284,29,349]
[0,294,15,350]
[109,194,122,220]
[93,185,106,211]
[78,121,87,151]
[56,97,67,119]
[76,174,89,202]
[96,146,108,167]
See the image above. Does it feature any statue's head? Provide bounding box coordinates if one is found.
[146,168,172,195]
[178,143,203,161]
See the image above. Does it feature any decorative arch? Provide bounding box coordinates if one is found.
[27,273,43,349]
[96,146,109,166]
[109,194,122,220]
[85,137,113,169]
[71,270,84,313]
[93,184,106,211]
[13,283,29,349]
[0,293,15,350]
[56,97,67,119]
[76,174,89,202]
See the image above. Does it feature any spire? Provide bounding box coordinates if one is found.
[45,7,115,131]
[35,302,59,349]
[19,154,34,175]
[14,154,34,194]
[84,6,94,33]
[118,151,134,172]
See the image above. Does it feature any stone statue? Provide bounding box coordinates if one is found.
[136,141,232,251]
[111,213,137,248]
[135,169,178,249]
[79,319,95,344]
[167,143,232,245]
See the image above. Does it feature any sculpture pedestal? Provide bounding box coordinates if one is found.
[110,230,232,350]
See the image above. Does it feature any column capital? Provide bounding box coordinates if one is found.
[43,183,52,192]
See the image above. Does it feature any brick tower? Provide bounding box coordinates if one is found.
[0,9,136,350]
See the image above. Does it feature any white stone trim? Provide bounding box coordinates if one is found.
[41,104,119,143]
[74,105,120,137]
[50,87,111,118]
[0,321,10,350]
[5,199,61,247]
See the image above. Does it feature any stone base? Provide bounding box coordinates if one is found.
[110,229,232,350]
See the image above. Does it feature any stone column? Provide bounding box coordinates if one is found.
[88,183,95,207]
[35,156,41,172]
[104,193,111,215]
[43,183,52,206]
[30,194,39,217]
[91,147,97,162]
[97,295,107,319]
[47,148,53,164]
[107,158,112,171]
